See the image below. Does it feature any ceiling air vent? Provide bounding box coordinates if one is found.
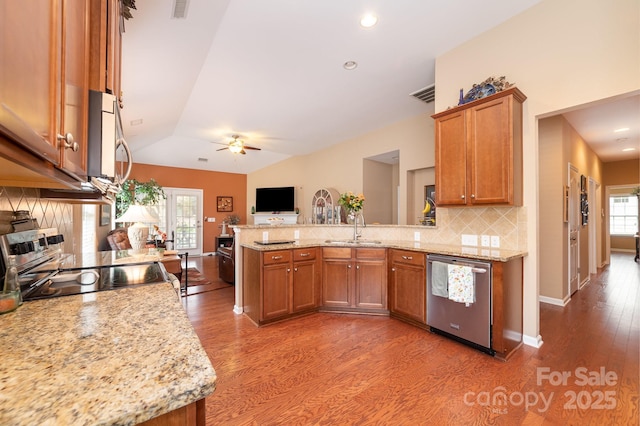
[197,157,208,162]
[410,84,435,104]
[172,0,189,19]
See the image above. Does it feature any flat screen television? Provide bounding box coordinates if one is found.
[255,186,295,213]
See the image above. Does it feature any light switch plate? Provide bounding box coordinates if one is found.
[491,235,500,248]
[414,231,421,241]
[262,231,269,242]
[294,230,300,239]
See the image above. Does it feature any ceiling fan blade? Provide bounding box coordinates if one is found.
[243,145,261,151]
[216,147,229,151]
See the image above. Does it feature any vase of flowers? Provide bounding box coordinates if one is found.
[338,192,365,224]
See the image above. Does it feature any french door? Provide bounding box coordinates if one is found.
[156,188,203,256]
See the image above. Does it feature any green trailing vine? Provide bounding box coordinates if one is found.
[115,178,166,218]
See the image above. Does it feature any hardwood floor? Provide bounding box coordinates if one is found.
[182,253,639,425]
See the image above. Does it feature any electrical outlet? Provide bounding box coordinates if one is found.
[206,217,215,222]
[262,231,269,242]
[294,230,300,239]
[461,234,478,246]
[481,235,490,247]
[414,231,421,242]
[491,236,500,248]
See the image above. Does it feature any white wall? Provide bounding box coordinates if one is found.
[248,109,435,225]
[434,0,640,345]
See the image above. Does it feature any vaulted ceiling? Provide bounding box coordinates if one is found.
[119,0,638,175]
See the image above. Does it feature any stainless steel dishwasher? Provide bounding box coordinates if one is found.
[426,254,494,355]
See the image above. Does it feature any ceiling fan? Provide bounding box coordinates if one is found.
[215,135,261,155]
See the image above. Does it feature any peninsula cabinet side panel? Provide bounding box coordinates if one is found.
[492,258,524,361]
[242,248,261,325]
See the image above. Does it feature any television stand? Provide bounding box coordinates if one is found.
[252,213,299,225]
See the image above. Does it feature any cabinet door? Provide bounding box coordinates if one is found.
[390,262,426,324]
[467,96,512,204]
[322,259,351,307]
[435,110,467,205]
[355,259,387,310]
[262,263,290,321]
[0,1,60,163]
[58,0,89,178]
[292,260,319,312]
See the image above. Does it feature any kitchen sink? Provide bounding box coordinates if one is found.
[324,239,382,246]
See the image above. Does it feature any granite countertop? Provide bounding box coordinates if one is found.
[0,284,217,425]
[241,239,526,262]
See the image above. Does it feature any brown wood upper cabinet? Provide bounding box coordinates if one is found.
[0,0,93,182]
[433,87,526,207]
[89,0,123,104]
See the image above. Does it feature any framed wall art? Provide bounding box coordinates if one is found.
[100,204,111,226]
[217,196,233,212]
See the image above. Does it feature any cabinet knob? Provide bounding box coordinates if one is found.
[470,194,475,199]
[461,195,465,199]
[293,267,298,272]
[272,255,283,260]
[356,265,360,270]
[391,267,396,272]
[299,253,310,257]
[402,255,413,260]
[347,264,352,269]
[57,133,79,152]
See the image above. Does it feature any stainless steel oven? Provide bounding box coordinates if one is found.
[427,254,494,355]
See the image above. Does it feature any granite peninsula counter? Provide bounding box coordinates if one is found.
[0,283,216,425]
[240,239,526,262]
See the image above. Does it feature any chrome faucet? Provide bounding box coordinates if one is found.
[354,211,365,241]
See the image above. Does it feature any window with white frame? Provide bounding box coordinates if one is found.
[609,195,638,236]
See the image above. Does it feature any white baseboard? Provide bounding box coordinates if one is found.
[523,334,544,348]
[233,305,243,314]
[539,295,569,306]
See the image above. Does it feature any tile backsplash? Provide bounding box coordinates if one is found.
[237,206,527,252]
[0,186,74,251]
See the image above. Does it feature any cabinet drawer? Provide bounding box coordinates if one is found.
[262,250,291,265]
[356,247,386,260]
[293,247,317,261]
[390,249,425,267]
[322,247,352,259]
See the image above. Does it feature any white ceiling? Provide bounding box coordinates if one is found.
[120,0,638,175]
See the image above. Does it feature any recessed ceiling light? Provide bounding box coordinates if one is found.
[622,148,636,152]
[343,61,358,70]
[614,127,630,133]
[360,14,378,28]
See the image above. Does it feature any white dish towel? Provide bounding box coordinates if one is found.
[447,264,475,306]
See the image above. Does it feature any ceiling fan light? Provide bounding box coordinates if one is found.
[229,141,243,153]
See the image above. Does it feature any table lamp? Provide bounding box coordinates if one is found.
[115,204,159,250]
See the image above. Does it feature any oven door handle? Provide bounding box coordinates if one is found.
[471,268,487,274]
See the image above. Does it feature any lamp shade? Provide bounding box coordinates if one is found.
[115,205,159,250]
[116,204,158,223]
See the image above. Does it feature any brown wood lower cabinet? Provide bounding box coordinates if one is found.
[243,247,320,325]
[389,249,427,327]
[321,247,387,314]
[243,245,524,359]
[138,399,205,426]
